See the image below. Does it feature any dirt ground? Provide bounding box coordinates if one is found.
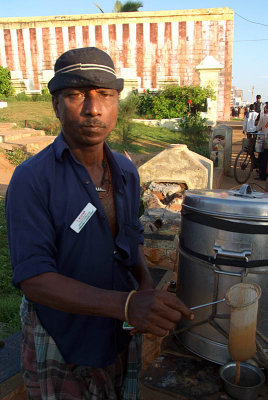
[0,153,15,196]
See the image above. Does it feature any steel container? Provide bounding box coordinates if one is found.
[219,362,265,400]
[176,185,268,366]
[255,135,264,153]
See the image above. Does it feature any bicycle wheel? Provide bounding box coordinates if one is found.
[234,149,253,184]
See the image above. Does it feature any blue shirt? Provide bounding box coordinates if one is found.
[6,132,144,367]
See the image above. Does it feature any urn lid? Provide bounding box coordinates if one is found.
[182,184,268,222]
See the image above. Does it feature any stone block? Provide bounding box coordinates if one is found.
[143,247,176,270]
[41,70,54,83]
[168,203,182,212]
[10,80,27,95]
[138,144,213,190]
[142,333,166,373]
[10,70,23,80]
[157,76,180,90]
[167,249,178,264]
[154,240,176,250]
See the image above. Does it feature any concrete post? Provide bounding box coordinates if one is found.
[10,71,27,95]
[39,70,54,90]
[196,56,224,125]
[210,124,233,176]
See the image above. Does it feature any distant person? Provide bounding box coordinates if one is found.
[256,102,268,180]
[234,107,239,118]
[243,104,259,134]
[254,94,263,116]
[244,106,250,118]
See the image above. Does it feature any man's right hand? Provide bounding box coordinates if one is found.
[127,289,194,337]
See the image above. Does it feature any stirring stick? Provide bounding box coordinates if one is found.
[190,298,225,310]
[235,360,241,385]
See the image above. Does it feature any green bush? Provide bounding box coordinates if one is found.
[13,92,32,101]
[189,143,210,159]
[13,88,52,102]
[135,85,215,120]
[152,89,184,119]
[136,89,156,118]
[113,94,139,147]
[37,88,52,102]
[153,85,215,119]
[179,113,209,146]
[2,148,31,166]
[0,66,14,98]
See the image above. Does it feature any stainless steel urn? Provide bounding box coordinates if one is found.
[176,185,268,367]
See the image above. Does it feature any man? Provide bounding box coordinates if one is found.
[254,94,263,116]
[6,47,193,399]
[257,102,268,180]
[244,105,249,118]
[243,104,259,134]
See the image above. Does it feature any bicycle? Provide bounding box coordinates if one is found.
[234,133,260,184]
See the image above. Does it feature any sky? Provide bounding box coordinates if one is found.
[1,0,268,103]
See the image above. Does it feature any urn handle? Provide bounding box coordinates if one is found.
[213,245,251,262]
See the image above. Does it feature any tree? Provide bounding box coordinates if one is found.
[113,1,143,12]
[0,66,14,98]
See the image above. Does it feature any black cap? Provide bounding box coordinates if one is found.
[48,47,124,94]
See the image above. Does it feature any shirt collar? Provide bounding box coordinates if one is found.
[104,142,127,188]
[53,131,71,161]
[53,132,126,187]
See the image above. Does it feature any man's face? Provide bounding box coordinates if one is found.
[52,87,119,148]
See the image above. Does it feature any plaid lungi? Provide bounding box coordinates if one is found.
[20,296,141,400]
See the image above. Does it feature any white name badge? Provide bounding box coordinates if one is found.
[70,202,96,233]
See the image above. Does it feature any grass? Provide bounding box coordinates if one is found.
[0,100,60,135]
[0,100,209,156]
[108,123,181,153]
[107,123,210,158]
[0,294,22,338]
[230,117,244,121]
[0,196,22,339]
[2,148,31,166]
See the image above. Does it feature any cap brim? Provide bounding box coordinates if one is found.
[48,73,124,94]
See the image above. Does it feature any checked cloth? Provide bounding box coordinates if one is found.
[20,296,141,400]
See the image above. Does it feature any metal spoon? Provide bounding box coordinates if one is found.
[190,298,226,310]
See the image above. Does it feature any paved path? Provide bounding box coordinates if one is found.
[218,121,267,192]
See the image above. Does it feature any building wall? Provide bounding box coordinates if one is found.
[0,8,234,120]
